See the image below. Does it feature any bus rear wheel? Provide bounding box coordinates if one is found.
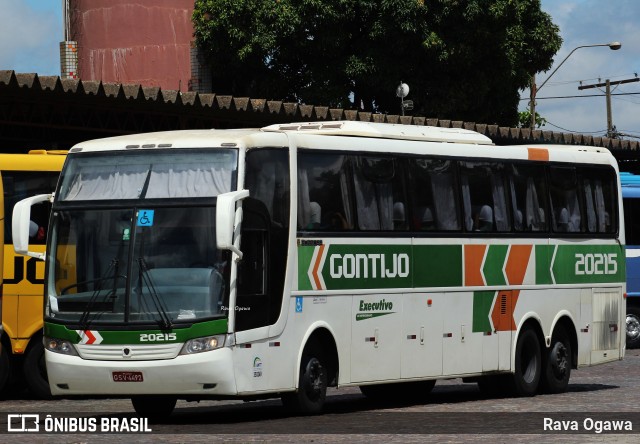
[281,352,328,414]
[131,396,177,421]
[540,326,572,394]
[626,307,640,349]
[512,327,541,396]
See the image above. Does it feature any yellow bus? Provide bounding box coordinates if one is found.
[0,151,65,398]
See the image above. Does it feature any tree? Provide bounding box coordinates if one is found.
[193,0,561,126]
[518,110,546,128]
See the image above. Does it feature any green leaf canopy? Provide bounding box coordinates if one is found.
[193,0,561,126]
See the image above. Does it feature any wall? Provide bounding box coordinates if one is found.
[71,0,194,91]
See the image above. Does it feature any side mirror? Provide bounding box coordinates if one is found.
[216,190,249,260]
[12,194,53,260]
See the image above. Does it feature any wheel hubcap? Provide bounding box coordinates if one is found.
[626,314,640,341]
[303,358,326,401]
[550,342,568,378]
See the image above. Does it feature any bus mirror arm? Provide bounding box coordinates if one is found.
[12,193,53,261]
[216,190,250,260]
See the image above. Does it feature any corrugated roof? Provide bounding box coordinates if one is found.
[1,70,638,154]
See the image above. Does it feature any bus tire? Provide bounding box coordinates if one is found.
[23,340,52,399]
[281,352,327,414]
[626,306,640,349]
[131,396,177,421]
[512,327,541,396]
[540,326,572,394]
[0,346,11,396]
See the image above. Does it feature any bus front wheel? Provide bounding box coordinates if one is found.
[512,327,541,396]
[540,326,572,393]
[24,339,52,399]
[281,352,327,414]
[131,396,177,421]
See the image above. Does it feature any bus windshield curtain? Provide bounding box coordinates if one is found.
[62,164,148,200]
[146,163,232,198]
[63,163,232,200]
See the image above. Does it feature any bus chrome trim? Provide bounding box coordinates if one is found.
[76,343,183,361]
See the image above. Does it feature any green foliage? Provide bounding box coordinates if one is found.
[193,0,561,126]
[518,110,547,128]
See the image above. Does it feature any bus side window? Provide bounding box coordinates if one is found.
[549,166,581,233]
[508,163,548,232]
[408,157,459,231]
[459,161,510,232]
[353,156,406,231]
[579,166,617,234]
[297,153,354,232]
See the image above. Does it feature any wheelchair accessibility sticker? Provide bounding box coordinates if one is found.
[295,297,303,313]
[137,210,154,227]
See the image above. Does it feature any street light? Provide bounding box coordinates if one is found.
[529,41,621,129]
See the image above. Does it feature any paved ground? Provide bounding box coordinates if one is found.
[1,349,639,443]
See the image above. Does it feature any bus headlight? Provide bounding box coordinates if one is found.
[44,336,78,356]
[180,335,225,355]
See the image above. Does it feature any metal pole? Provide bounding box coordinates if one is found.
[606,79,613,138]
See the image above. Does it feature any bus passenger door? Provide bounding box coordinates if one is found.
[401,293,443,379]
[350,293,402,382]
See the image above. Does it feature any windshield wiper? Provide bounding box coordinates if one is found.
[79,259,124,329]
[136,257,173,329]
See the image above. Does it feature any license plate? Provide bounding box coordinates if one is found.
[112,371,143,382]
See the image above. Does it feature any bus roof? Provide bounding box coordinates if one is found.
[67,122,615,166]
[261,121,494,145]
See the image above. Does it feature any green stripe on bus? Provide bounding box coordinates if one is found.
[472,291,495,333]
[297,245,315,290]
[44,319,228,345]
[413,245,463,287]
[483,245,509,286]
[552,244,625,284]
[320,244,412,290]
[535,245,554,285]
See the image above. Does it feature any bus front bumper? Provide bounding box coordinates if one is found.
[45,347,237,396]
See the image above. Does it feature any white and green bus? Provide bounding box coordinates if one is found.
[13,121,625,417]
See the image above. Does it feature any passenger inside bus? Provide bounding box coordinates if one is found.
[475,205,493,232]
[421,207,436,231]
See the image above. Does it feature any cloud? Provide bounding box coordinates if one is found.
[523,0,640,136]
[0,0,62,75]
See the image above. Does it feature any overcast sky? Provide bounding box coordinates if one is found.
[1,0,639,138]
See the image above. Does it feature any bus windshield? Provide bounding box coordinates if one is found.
[48,149,237,327]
